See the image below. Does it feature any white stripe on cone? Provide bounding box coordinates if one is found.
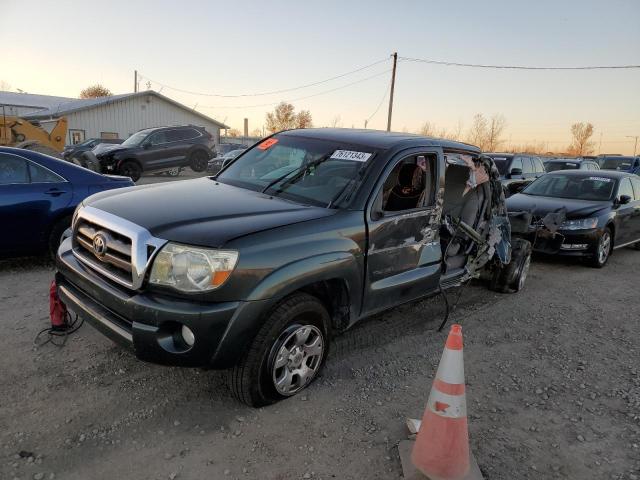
[435,347,465,385]
[427,388,467,419]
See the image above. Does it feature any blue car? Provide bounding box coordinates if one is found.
[0,147,135,258]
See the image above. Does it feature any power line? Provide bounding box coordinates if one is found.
[399,56,640,70]
[138,57,389,98]
[365,82,390,126]
[197,69,391,110]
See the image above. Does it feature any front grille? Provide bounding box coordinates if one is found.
[74,219,134,286]
[71,206,167,290]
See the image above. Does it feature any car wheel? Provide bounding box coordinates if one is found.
[489,238,533,293]
[49,215,72,258]
[190,151,209,172]
[71,155,87,168]
[118,161,142,182]
[167,167,181,177]
[587,227,612,268]
[228,292,330,407]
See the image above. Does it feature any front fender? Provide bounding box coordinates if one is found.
[210,252,363,368]
[246,251,362,305]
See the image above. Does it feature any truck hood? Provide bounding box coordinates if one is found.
[507,193,610,219]
[84,178,336,247]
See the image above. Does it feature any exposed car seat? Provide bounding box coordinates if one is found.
[385,163,424,211]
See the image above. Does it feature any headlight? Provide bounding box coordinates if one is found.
[149,243,238,292]
[560,217,598,230]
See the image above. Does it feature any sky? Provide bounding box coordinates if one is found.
[1,0,639,154]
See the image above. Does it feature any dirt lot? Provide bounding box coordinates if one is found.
[1,174,639,480]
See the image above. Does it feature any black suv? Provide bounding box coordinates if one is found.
[55,129,531,406]
[485,153,546,196]
[94,125,213,181]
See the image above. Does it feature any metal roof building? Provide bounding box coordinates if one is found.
[0,90,229,146]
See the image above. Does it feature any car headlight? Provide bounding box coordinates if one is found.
[560,217,598,230]
[149,243,238,292]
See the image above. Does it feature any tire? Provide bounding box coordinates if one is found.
[587,227,612,268]
[489,238,533,293]
[167,167,181,177]
[118,160,142,182]
[228,293,330,407]
[190,150,209,172]
[71,155,87,168]
[49,216,72,257]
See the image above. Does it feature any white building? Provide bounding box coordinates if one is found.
[0,90,228,146]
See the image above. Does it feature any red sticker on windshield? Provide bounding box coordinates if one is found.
[258,138,278,150]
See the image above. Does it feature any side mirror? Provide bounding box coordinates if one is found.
[509,167,522,177]
[618,195,632,205]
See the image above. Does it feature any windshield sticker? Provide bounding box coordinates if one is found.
[330,150,372,162]
[587,177,612,182]
[257,138,278,150]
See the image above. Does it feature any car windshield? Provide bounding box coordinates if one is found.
[488,156,510,175]
[216,134,377,207]
[522,174,615,201]
[598,157,634,171]
[545,161,580,172]
[122,131,150,146]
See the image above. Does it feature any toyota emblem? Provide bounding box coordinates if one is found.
[92,233,108,257]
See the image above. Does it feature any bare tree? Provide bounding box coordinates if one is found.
[250,128,263,138]
[567,122,595,156]
[79,84,112,99]
[330,115,342,128]
[418,121,438,137]
[226,128,241,138]
[265,102,313,133]
[466,114,489,150]
[485,114,507,151]
[296,109,313,129]
[0,80,11,91]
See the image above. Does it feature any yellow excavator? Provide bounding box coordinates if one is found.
[0,114,68,158]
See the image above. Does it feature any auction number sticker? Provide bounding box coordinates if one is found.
[330,150,372,162]
[588,177,612,182]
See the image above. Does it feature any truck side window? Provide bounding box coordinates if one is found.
[381,155,433,212]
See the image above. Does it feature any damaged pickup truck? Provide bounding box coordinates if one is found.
[55,128,531,406]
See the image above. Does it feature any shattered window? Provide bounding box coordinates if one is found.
[380,155,433,212]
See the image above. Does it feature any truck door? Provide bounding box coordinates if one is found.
[363,151,443,314]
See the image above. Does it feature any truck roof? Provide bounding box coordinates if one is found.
[280,128,480,153]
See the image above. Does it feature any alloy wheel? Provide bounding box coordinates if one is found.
[598,231,611,264]
[271,324,324,396]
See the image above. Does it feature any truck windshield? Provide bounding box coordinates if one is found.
[522,174,615,201]
[216,134,376,207]
[598,156,635,171]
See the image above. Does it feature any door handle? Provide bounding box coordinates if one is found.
[44,188,66,196]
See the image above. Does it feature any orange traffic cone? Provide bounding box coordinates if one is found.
[410,324,482,480]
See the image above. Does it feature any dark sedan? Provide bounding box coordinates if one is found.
[0,147,134,258]
[507,170,640,267]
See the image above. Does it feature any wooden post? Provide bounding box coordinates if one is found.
[386,52,397,132]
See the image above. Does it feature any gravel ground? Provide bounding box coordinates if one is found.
[1,173,639,480]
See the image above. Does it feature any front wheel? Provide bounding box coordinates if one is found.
[587,228,612,268]
[228,293,330,407]
[118,160,142,182]
[190,151,209,172]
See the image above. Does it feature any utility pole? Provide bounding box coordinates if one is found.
[386,52,397,132]
[134,70,138,93]
[626,135,639,156]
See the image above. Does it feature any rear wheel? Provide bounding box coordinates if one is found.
[587,228,612,268]
[228,293,330,407]
[49,215,72,257]
[489,238,532,293]
[190,150,209,172]
[118,161,142,182]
